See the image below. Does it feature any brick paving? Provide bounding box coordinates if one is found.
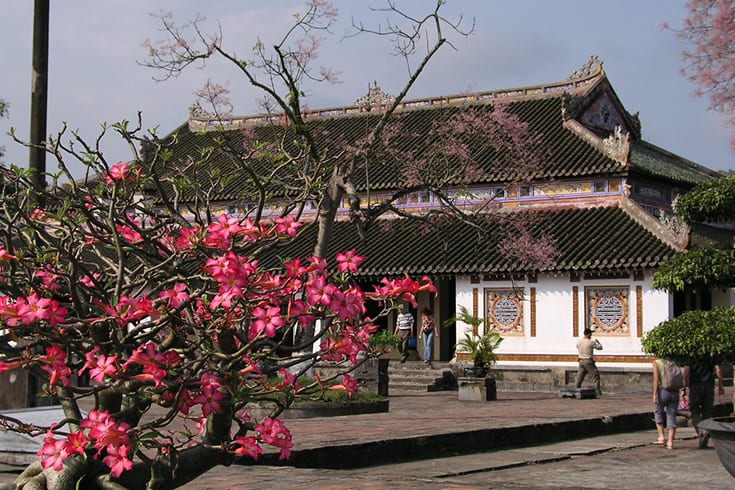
[1,387,732,488]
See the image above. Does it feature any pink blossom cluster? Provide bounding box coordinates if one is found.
[0,205,436,481]
[37,410,133,478]
[231,416,293,461]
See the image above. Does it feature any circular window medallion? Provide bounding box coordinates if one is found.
[491,295,522,332]
[591,293,626,331]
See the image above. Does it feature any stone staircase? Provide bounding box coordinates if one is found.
[388,361,457,393]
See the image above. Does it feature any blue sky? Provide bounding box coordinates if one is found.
[2,1,733,177]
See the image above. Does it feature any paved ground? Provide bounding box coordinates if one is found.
[182,427,733,489]
[1,387,733,488]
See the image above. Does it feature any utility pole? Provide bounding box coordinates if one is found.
[29,0,49,191]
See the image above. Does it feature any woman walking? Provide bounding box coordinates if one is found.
[653,358,681,449]
[421,307,438,366]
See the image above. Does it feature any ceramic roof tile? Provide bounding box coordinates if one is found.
[260,205,676,276]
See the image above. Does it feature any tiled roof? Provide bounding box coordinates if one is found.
[629,141,719,184]
[262,203,677,277]
[158,95,622,202]
[157,70,716,203]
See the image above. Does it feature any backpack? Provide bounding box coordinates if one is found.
[660,360,684,391]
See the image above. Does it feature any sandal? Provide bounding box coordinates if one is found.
[666,442,674,450]
[653,439,665,445]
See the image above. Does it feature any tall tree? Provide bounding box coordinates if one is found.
[672,0,735,152]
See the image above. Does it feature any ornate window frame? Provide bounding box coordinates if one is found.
[485,288,524,335]
[585,286,629,335]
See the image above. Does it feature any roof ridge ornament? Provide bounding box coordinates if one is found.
[354,81,395,111]
[603,125,630,163]
[568,55,603,81]
[189,102,216,120]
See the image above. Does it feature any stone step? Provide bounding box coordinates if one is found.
[388,361,456,392]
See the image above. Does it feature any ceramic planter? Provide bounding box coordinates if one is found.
[698,416,735,478]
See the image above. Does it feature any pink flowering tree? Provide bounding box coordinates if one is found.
[0,151,435,488]
[142,1,551,266]
[0,2,553,488]
[668,0,735,152]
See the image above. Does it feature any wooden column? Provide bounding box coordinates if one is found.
[572,286,579,337]
[472,288,479,335]
[636,286,643,337]
[530,287,536,337]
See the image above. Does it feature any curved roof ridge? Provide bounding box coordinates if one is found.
[188,56,607,132]
[619,197,687,250]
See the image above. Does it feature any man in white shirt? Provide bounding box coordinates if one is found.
[575,328,603,394]
[394,304,414,363]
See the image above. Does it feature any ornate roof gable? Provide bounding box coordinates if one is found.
[561,57,642,165]
[579,91,629,136]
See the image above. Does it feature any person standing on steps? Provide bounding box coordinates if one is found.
[394,304,414,363]
[575,328,603,394]
[420,307,438,367]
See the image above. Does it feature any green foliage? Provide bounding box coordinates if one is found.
[368,329,400,352]
[675,177,735,224]
[456,331,503,369]
[447,305,503,368]
[641,306,735,364]
[652,246,735,292]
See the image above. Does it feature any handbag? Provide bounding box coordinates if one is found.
[407,336,417,349]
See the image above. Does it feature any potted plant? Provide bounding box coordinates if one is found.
[456,330,503,377]
[449,306,504,377]
[448,307,504,401]
[697,417,735,478]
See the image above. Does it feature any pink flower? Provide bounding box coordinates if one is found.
[104,161,137,185]
[30,207,46,220]
[39,345,71,387]
[16,293,51,325]
[79,410,112,441]
[80,272,100,288]
[0,246,16,261]
[45,300,68,327]
[328,374,359,399]
[35,266,61,291]
[116,224,143,244]
[37,437,68,471]
[255,418,293,460]
[159,282,189,310]
[306,276,336,308]
[251,304,284,339]
[232,436,263,460]
[335,249,363,273]
[65,431,88,456]
[102,444,133,478]
[272,216,301,238]
[89,353,119,383]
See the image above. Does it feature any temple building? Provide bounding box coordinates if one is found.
[157,56,723,373]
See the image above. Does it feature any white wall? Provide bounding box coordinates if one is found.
[455,271,671,367]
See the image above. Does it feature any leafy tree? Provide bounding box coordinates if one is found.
[642,176,735,363]
[670,0,735,152]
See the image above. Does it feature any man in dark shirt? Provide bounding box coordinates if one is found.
[685,361,724,448]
